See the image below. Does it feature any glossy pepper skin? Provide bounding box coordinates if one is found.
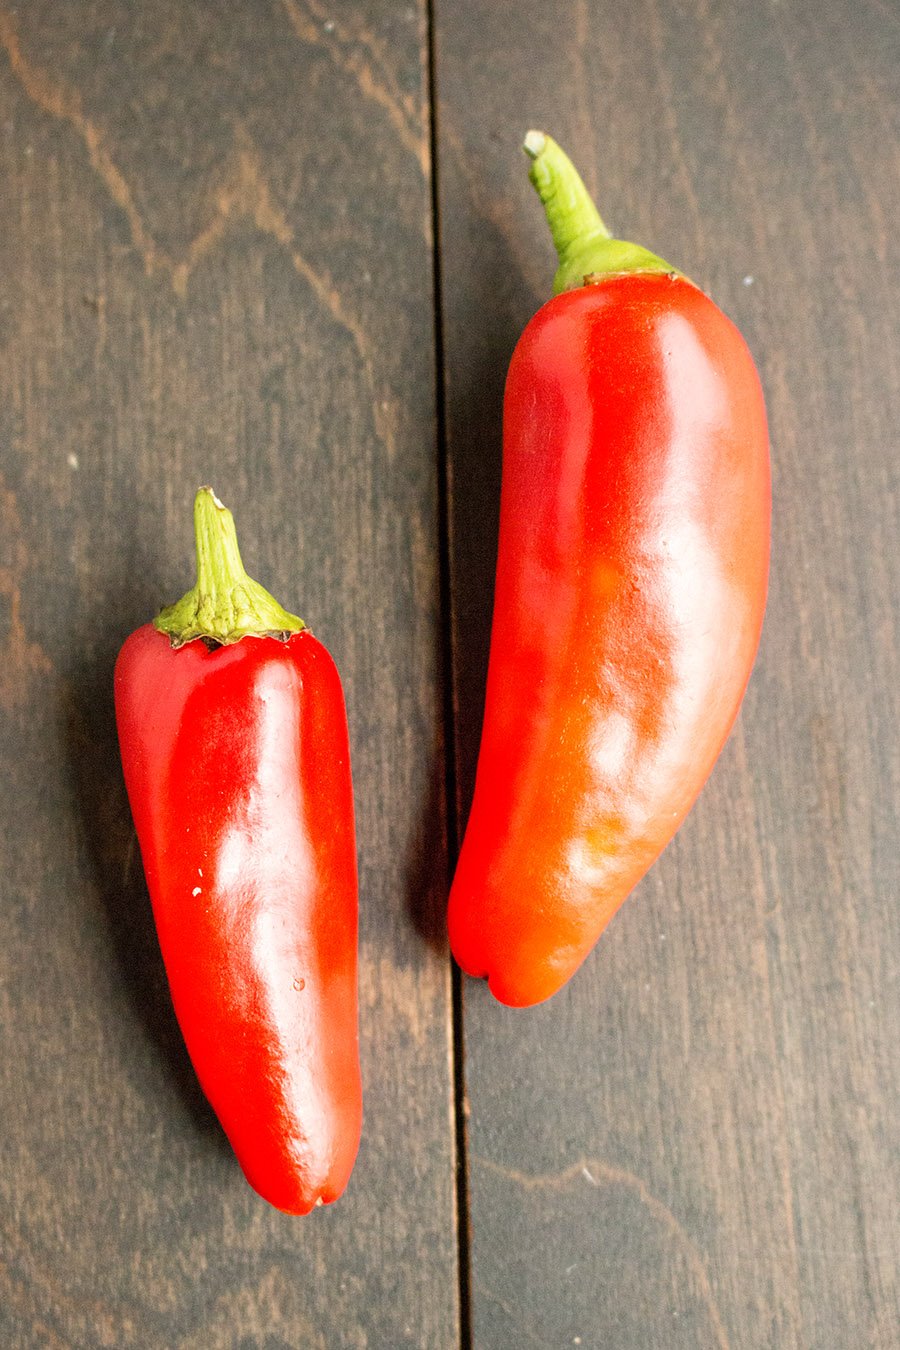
[115,490,361,1212]
[448,135,771,1007]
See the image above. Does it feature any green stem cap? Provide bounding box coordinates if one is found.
[154,487,305,648]
[523,130,680,295]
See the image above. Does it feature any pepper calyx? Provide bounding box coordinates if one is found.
[524,131,683,295]
[154,487,306,648]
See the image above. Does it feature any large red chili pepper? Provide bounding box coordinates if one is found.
[448,133,771,1007]
[115,489,361,1212]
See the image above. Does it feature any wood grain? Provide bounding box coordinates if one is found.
[0,2,458,1346]
[435,0,900,1346]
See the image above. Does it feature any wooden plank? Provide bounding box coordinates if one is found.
[0,2,459,1345]
[436,0,899,1345]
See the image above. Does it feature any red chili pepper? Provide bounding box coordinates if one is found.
[115,489,361,1212]
[448,133,771,1007]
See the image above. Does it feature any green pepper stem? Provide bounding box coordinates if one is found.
[154,487,305,647]
[524,129,611,257]
[523,130,680,294]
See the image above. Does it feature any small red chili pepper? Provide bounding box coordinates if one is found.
[448,133,771,1007]
[115,488,361,1212]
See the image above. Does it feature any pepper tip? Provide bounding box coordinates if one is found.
[196,484,227,511]
[523,129,546,161]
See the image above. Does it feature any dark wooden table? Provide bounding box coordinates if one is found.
[1,2,897,1346]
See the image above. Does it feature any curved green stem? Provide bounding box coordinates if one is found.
[524,131,680,295]
[524,129,611,256]
[154,487,305,647]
